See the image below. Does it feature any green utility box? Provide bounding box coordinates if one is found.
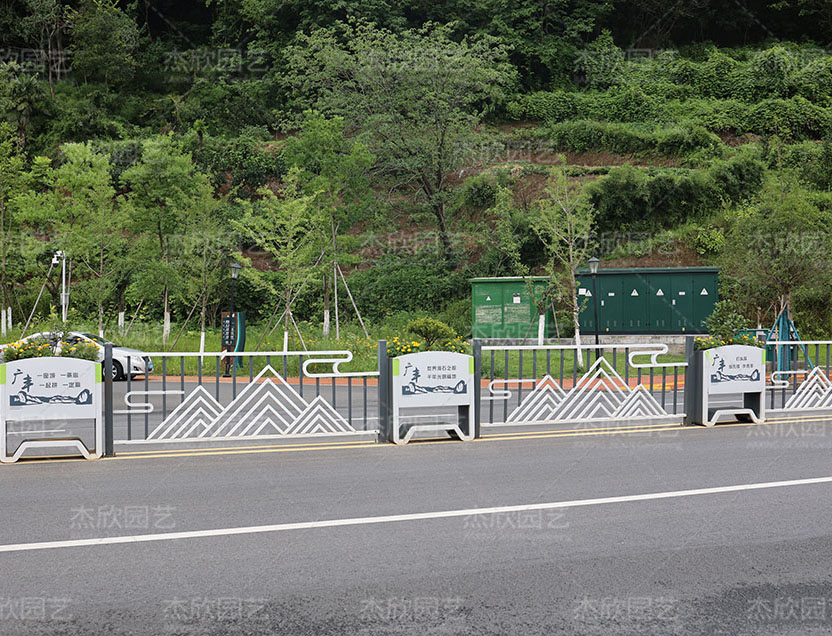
[470,267,718,338]
[470,277,553,339]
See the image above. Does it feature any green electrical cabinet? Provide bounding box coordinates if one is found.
[471,267,718,338]
[577,267,718,334]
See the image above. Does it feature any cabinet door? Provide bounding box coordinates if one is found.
[622,276,649,332]
[647,274,673,332]
[598,277,622,332]
[671,278,694,332]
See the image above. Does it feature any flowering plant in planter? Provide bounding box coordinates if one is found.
[694,332,763,350]
[695,300,764,351]
[1,337,99,362]
[387,318,470,357]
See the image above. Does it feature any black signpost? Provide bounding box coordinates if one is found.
[221,311,246,376]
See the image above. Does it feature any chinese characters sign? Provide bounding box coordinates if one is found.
[2,357,100,421]
[705,345,765,395]
[393,351,473,408]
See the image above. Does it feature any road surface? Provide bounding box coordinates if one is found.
[1,412,832,634]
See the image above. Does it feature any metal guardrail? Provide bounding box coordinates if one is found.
[763,341,832,411]
[108,349,381,444]
[479,343,686,425]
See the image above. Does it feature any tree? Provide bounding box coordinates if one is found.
[234,174,325,348]
[284,22,516,263]
[15,142,124,336]
[533,163,596,368]
[0,61,43,149]
[720,178,832,331]
[20,0,66,98]
[66,0,139,87]
[282,110,374,338]
[122,135,213,345]
[0,123,28,336]
[179,187,234,352]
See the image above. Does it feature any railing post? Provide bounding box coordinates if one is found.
[377,340,392,443]
[104,343,115,457]
[473,338,482,439]
[683,336,697,427]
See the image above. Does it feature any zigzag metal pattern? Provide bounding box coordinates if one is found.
[147,386,223,440]
[506,375,567,423]
[507,358,669,423]
[148,365,355,440]
[784,367,832,410]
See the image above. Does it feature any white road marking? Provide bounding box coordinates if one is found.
[2,475,831,554]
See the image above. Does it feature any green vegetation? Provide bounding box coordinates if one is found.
[2,1,832,349]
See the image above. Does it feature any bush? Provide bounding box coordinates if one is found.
[438,298,473,338]
[691,227,726,255]
[745,97,830,140]
[406,317,456,348]
[347,255,468,320]
[585,153,765,229]
[460,172,500,210]
[531,120,723,158]
[696,300,757,349]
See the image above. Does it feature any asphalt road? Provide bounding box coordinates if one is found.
[2,413,832,635]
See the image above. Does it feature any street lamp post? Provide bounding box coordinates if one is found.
[224,263,242,377]
[230,262,241,316]
[588,256,600,362]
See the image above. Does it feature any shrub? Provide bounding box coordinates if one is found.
[438,298,473,338]
[691,227,726,255]
[460,173,500,210]
[703,300,749,341]
[347,255,468,320]
[745,96,830,140]
[506,91,576,122]
[529,120,723,158]
[406,317,456,348]
[585,153,765,229]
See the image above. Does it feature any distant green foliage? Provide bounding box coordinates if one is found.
[347,255,468,320]
[507,87,659,124]
[585,153,765,229]
[191,131,285,193]
[517,120,723,158]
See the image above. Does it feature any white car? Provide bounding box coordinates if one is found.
[0,332,153,381]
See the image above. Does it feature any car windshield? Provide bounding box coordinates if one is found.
[80,333,112,345]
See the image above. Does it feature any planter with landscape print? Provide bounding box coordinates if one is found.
[685,341,765,427]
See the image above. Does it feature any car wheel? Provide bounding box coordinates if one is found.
[111,360,124,381]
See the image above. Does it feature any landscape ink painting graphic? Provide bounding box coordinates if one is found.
[400,361,467,396]
[2,0,832,633]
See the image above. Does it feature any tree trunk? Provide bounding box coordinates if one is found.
[283,285,292,352]
[432,200,454,263]
[322,274,330,338]
[162,286,170,345]
[570,268,584,369]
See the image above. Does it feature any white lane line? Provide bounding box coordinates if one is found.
[2,475,831,554]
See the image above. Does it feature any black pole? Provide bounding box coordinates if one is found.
[377,340,391,443]
[591,272,600,359]
[223,275,237,377]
